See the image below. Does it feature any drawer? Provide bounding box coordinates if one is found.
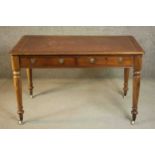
[77,56,133,67]
[20,56,76,68]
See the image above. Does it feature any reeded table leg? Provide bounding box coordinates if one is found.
[131,56,142,125]
[11,56,24,125]
[123,68,130,97]
[26,68,33,98]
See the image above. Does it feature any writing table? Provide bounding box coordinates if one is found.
[10,35,144,125]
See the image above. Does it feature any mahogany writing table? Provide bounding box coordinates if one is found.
[10,35,144,125]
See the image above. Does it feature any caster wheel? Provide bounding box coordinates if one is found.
[30,95,33,99]
[18,120,23,125]
[131,121,135,125]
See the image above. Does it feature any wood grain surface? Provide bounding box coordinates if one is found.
[11,35,144,55]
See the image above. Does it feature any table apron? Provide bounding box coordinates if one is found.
[19,55,134,68]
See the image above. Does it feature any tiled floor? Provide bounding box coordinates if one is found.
[0,78,155,128]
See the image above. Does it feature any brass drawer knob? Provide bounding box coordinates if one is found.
[30,58,36,64]
[59,58,64,64]
[89,57,96,64]
[118,57,123,63]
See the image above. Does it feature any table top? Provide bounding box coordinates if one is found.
[11,35,144,55]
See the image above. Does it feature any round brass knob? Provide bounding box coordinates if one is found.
[89,57,96,64]
[30,58,36,64]
[59,58,64,64]
[118,57,123,63]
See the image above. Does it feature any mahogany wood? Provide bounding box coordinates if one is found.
[123,68,130,96]
[10,35,144,124]
[11,56,24,122]
[11,35,143,55]
[26,68,33,96]
[132,55,142,122]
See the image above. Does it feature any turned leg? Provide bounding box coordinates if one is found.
[131,56,142,125]
[123,68,130,96]
[11,56,24,124]
[26,68,33,98]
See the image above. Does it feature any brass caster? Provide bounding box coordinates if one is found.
[18,120,23,125]
[131,121,135,125]
[123,92,127,98]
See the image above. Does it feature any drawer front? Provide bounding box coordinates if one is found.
[77,56,133,67]
[20,56,76,68]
